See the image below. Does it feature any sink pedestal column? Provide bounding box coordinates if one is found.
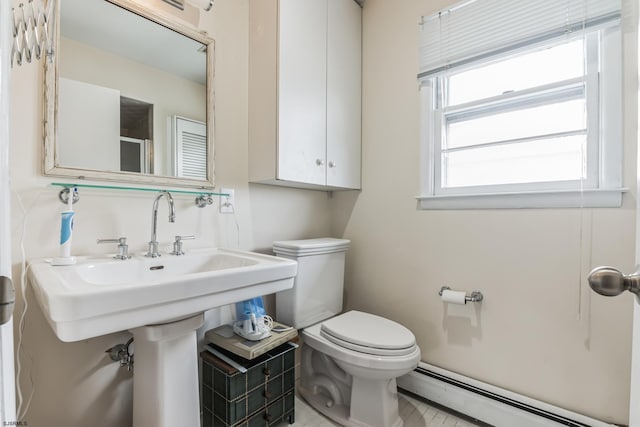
[129,313,205,427]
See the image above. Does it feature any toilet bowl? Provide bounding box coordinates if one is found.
[273,238,421,427]
[300,311,420,427]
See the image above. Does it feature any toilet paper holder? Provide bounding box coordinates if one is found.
[439,286,484,303]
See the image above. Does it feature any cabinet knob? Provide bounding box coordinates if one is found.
[316,159,325,166]
[328,161,336,168]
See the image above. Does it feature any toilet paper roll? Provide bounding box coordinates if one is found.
[441,289,467,305]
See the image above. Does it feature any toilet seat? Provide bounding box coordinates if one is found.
[320,311,417,356]
[302,319,421,373]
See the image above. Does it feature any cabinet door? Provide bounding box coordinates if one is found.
[58,78,120,172]
[277,0,328,186]
[326,0,361,189]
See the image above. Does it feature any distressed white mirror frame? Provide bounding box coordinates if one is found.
[43,0,216,188]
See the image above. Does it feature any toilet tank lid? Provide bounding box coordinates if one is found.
[273,238,350,253]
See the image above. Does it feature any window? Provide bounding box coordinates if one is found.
[120,137,150,174]
[418,0,624,209]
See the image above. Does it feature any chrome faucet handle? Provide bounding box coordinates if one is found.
[171,235,195,256]
[97,237,131,260]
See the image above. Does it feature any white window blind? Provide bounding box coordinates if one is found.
[417,0,624,209]
[174,116,207,180]
[419,0,621,78]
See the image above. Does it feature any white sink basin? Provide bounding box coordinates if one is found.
[28,248,297,341]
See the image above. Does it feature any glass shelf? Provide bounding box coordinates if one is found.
[51,182,229,197]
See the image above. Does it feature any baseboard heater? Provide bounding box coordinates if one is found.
[397,362,620,427]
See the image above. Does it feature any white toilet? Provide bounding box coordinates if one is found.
[274,238,421,427]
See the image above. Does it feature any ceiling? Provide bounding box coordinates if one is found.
[61,0,207,85]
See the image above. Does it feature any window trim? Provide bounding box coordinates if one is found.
[418,27,625,210]
[417,189,626,210]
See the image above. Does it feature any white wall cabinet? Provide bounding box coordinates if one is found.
[249,0,362,190]
[58,78,120,171]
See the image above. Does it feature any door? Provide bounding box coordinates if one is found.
[326,0,361,189]
[174,116,206,179]
[0,0,16,424]
[586,10,640,426]
[631,301,640,425]
[57,78,120,171]
[277,0,327,186]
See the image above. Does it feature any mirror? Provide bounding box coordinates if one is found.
[44,0,215,188]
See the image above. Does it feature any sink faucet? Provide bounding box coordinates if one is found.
[146,191,176,258]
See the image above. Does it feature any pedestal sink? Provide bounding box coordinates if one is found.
[28,247,297,427]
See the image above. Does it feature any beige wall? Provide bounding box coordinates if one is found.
[331,0,638,424]
[9,1,330,426]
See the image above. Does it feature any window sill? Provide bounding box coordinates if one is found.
[417,188,628,210]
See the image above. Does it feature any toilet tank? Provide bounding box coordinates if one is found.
[273,238,350,329]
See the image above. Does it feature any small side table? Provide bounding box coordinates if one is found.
[201,341,297,426]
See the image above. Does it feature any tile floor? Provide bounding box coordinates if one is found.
[292,391,484,427]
